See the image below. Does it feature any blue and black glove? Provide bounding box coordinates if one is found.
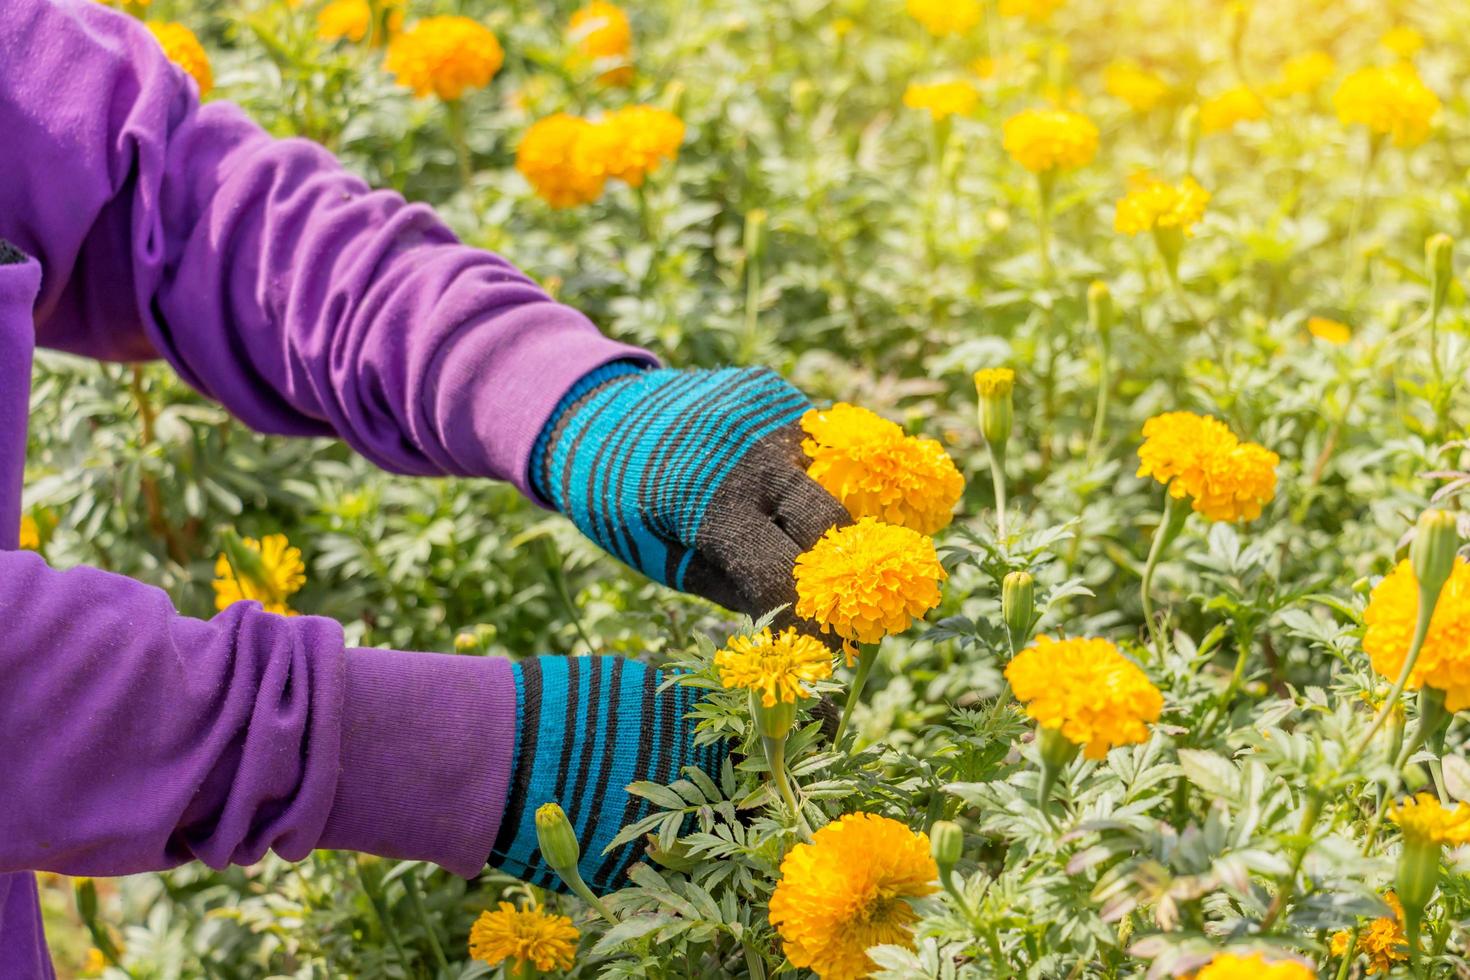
[531,364,851,621]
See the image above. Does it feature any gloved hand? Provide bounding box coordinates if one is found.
[531,364,850,620]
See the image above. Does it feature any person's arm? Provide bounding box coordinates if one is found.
[2,0,650,495]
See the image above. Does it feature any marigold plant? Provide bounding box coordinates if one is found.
[516,113,609,208]
[1113,172,1209,236]
[902,81,979,121]
[1199,85,1265,133]
[568,2,633,85]
[1363,558,1470,709]
[1333,63,1440,147]
[1001,108,1099,173]
[715,626,833,707]
[316,0,401,44]
[1331,894,1408,975]
[1137,411,1279,522]
[905,0,982,36]
[385,16,504,101]
[1270,50,1335,98]
[1381,25,1425,58]
[594,105,684,187]
[800,403,964,534]
[767,813,937,980]
[1103,61,1169,112]
[1194,953,1316,980]
[467,901,579,973]
[1005,635,1163,759]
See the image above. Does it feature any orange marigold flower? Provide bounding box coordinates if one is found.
[317,0,402,43]
[568,2,634,86]
[516,114,609,208]
[902,81,979,121]
[1199,85,1265,133]
[1363,558,1470,709]
[1002,108,1099,174]
[148,22,213,97]
[385,16,503,101]
[1194,953,1316,980]
[716,627,833,707]
[1334,63,1439,147]
[1005,636,1162,760]
[468,901,579,973]
[801,404,965,534]
[1137,411,1279,522]
[794,518,945,664]
[1331,894,1408,975]
[768,813,938,980]
[593,105,684,187]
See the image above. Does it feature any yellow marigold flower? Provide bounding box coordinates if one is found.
[468,901,579,973]
[1390,792,1470,847]
[996,0,1064,24]
[1382,26,1424,59]
[213,534,306,616]
[1331,894,1408,975]
[1198,85,1265,134]
[568,2,633,86]
[1104,61,1169,113]
[1194,953,1315,980]
[1333,63,1440,147]
[973,367,1015,398]
[1005,636,1162,760]
[18,514,39,550]
[902,81,979,121]
[1113,172,1210,237]
[794,518,946,663]
[516,114,608,208]
[385,16,503,101]
[1136,411,1279,523]
[593,105,684,187]
[317,0,401,43]
[768,812,938,980]
[147,22,213,97]
[801,404,964,534]
[81,948,106,978]
[1002,109,1099,174]
[716,627,833,708]
[1363,558,1470,709]
[1269,51,1335,98]
[905,0,981,36]
[1307,316,1351,345]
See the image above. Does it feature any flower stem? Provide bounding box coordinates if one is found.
[403,866,450,975]
[762,734,813,840]
[1140,492,1184,657]
[989,445,1008,540]
[444,98,472,192]
[1344,134,1380,292]
[1036,172,1055,284]
[835,644,877,748]
[1086,334,1111,463]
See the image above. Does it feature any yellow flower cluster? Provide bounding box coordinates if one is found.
[1002,109,1099,174]
[902,81,979,121]
[1381,26,1425,59]
[568,2,634,86]
[385,16,504,101]
[794,517,946,663]
[997,0,1064,24]
[317,0,402,44]
[1333,64,1440,147]
[18,514,39,551]
[768,813,937,980]
[1137,411,1279,523]
[1389,792,1470,847]
[800,404,965,534]
[1307,316,1352,345]
[1331,894,1407,976]
[716,627,833,708]
[1005,636,1162,759]
[1363,558,1470,709]
[517,106,684,207]
[1194,953,1315,980]
[468,901,579,973]
[1103,62,1169,113]
[1113,172,1210,237]
[213,534,307,616]
[147,22,213,98]
[1268,51,1334,98]
[905,0,981,36]
[1199,85,1265,134]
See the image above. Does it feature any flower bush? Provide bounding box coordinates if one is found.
[28,0,1470,977]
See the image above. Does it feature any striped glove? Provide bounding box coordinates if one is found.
[531,364,850,620]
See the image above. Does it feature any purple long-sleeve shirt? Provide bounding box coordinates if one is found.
[0,1,657,974]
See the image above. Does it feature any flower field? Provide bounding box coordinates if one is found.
[26,0,1470,976]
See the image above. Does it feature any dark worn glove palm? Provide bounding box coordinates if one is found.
[531,364,850,619]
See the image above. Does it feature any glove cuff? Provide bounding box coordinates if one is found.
[529,360,647,508]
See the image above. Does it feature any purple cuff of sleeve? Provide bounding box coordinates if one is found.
[427,302,657,500]
[317,647,518,878]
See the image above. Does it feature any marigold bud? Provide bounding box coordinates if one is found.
[1002,571,1035,649]
[1038,724,1080,773]
[1428,233,1455,321]
[454,632,479,653]
[1087,281,1113,342]
[1395,836,1439,937]
[1411,509,1460,601]
[930,819,964,872]
[534,802,582,874]
[752,692,797,740]
[973,368,1015,452]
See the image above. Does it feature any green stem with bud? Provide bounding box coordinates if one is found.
[989,445,1009,540]
[762,734,812,840]
[835,644,878,748]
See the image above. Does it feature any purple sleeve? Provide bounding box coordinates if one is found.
[0,0,654,495]
[0,550,518,879]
